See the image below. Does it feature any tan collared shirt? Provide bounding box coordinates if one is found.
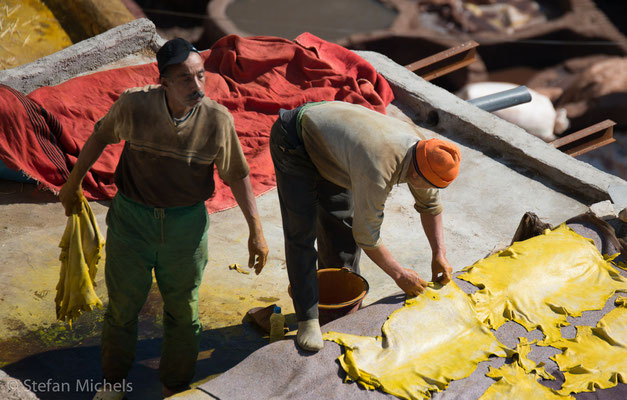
[300,101,442,249]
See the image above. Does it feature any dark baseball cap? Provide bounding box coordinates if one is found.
[156,38,200,74]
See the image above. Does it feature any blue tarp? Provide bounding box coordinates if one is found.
[0,159,34,183]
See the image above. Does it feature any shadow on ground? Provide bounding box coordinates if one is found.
[2,319,271,399]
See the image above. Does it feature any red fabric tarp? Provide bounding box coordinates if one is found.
[0,33,394,213]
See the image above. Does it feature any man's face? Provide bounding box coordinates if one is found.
[406,165,436,190]
[160,52,206,113]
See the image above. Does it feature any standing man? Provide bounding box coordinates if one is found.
[270,101,460,352]
[59,38,268,399]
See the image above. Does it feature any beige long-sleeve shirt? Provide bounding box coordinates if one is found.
[300,101,442,249]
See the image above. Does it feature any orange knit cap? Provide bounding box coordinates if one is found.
[414,138,461,188]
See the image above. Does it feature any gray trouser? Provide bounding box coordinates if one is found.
[269,118,361,321]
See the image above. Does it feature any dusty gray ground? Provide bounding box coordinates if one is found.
[0,100,594,399]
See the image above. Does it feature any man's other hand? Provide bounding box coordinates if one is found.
[248,233,269,275]
[431,254,453,285]
[395,267,428,297]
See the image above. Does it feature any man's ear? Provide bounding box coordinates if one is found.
[159,75,167,87]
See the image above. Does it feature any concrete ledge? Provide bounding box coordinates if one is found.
[355,50,626,203]
[0,18,164,95]
[0,369,38,399]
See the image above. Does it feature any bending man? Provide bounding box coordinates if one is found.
[59,38,268,399]
[270,101,460,352]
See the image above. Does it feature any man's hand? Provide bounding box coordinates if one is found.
[248,232,268,275]
[431,254,453,284]
[363,245,428,298]
[394,267,428,297]
[58,182,84,216]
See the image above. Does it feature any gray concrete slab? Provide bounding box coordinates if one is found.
[0,105,599,399]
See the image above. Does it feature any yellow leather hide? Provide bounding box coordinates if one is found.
[480,338,571,399]
[323,282,508,400]
[54,197,104,326]
[552,297,626,395]
[459,224,627,345]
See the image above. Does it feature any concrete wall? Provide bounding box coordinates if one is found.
[1,17,623,202]
[355,50,626,204]
[0,18,163,95]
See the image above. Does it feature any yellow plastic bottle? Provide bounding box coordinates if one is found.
[269,306,285,343]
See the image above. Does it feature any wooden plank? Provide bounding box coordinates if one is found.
[404,40,479,81]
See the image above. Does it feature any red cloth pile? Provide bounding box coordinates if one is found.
[0,33,394,213]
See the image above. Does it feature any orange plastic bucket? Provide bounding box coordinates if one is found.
[317,268,369,325]
[287,267,370,325]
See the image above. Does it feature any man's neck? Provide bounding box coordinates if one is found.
[165,93,192,119]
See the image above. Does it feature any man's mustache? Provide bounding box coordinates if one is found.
[188,91,204,101]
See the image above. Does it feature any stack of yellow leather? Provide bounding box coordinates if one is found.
[0,0,72,70]
[324,225,627,399]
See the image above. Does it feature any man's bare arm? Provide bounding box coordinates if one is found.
[420,212,453,284]
[228,175,269,274]
[59,135,108,216]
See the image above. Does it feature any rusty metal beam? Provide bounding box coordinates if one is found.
[404,40,479,81]
[550,119,616,157]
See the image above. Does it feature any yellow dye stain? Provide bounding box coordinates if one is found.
[257,296,280,303]
[197,282,291,331]
[0,0,73,70]
[479,337,572,399]
[0,309,104,366]
[0,230,107,339]
[551,297,627,395]
[0,281,165,367]
[197,284,253,329]
[323,282,509,400]
[459,224,627,345]
[55,197,104,327]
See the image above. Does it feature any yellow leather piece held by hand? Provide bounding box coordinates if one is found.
[54,197,104,327]
[323,282,509,400]
[459,224,627,345]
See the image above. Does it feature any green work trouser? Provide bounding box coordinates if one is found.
[101,193,209,391]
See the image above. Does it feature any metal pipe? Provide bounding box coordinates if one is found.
[468,85,532,112]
